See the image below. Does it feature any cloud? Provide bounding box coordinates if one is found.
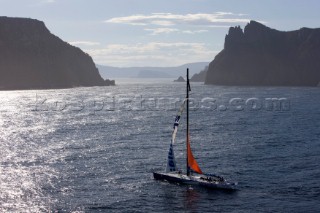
[42,0,55,3]
[97,12,250,66]
[68,41,101,46]
[181,29,209,34]
[208,25,231,28]
[31,0,55,6]
[105,12,250,27]
[144,28,209,35]
[150,20,175,26]
[144,28,179,35]
[83,42,218,67]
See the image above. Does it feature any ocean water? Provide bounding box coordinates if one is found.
[0,79,320,212]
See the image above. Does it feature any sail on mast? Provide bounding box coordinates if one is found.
[187,134,203,174]
[186,68,203,175]
[154,68,237,190]
[166,143,176,172]
[166,68,203,174]
[165,99,186,172]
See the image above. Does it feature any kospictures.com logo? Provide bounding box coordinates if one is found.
[33,95,290,113]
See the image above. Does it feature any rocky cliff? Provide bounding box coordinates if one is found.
[205,21,320,86]
[0,17,113,90]
[190,66,208,82]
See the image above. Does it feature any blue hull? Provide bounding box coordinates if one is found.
[153,172,192,184]
[153,172,237,190]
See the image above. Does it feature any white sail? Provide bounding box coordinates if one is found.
[165,100,186,172]
[171,99,186,144]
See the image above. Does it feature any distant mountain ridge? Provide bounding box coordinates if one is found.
[0,17,113,90]
[137,70,175,78]
[97,62,209,79]
[205,20,320,86]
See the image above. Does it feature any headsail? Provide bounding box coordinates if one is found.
[172,99,186,144]
[187,134,203,174]
[166,142,176,172]
[165,100,186,173]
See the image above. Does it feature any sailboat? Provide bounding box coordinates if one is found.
[153,68,237,190]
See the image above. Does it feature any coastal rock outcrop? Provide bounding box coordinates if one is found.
[205,21,320,86]
[0,17,113,90]
[105,79,115,86]
[174,76,185,82]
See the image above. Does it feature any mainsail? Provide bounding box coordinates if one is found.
[166,100,186,172]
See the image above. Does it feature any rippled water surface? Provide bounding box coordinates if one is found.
[1,79,320,212]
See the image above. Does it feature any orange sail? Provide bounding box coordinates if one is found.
[187,134,203,174]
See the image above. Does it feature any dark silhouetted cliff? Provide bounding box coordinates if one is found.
[190,66,208,82]
[205,21,320,86]
[0,17,113,90]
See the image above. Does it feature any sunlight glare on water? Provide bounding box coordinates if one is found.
[0,81,320,212]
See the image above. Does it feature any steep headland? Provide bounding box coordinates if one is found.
[205,21,320,86]
[190,66,208,82]
[0,17,113,90]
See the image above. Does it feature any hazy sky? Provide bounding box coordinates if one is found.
[0,0,319,67]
